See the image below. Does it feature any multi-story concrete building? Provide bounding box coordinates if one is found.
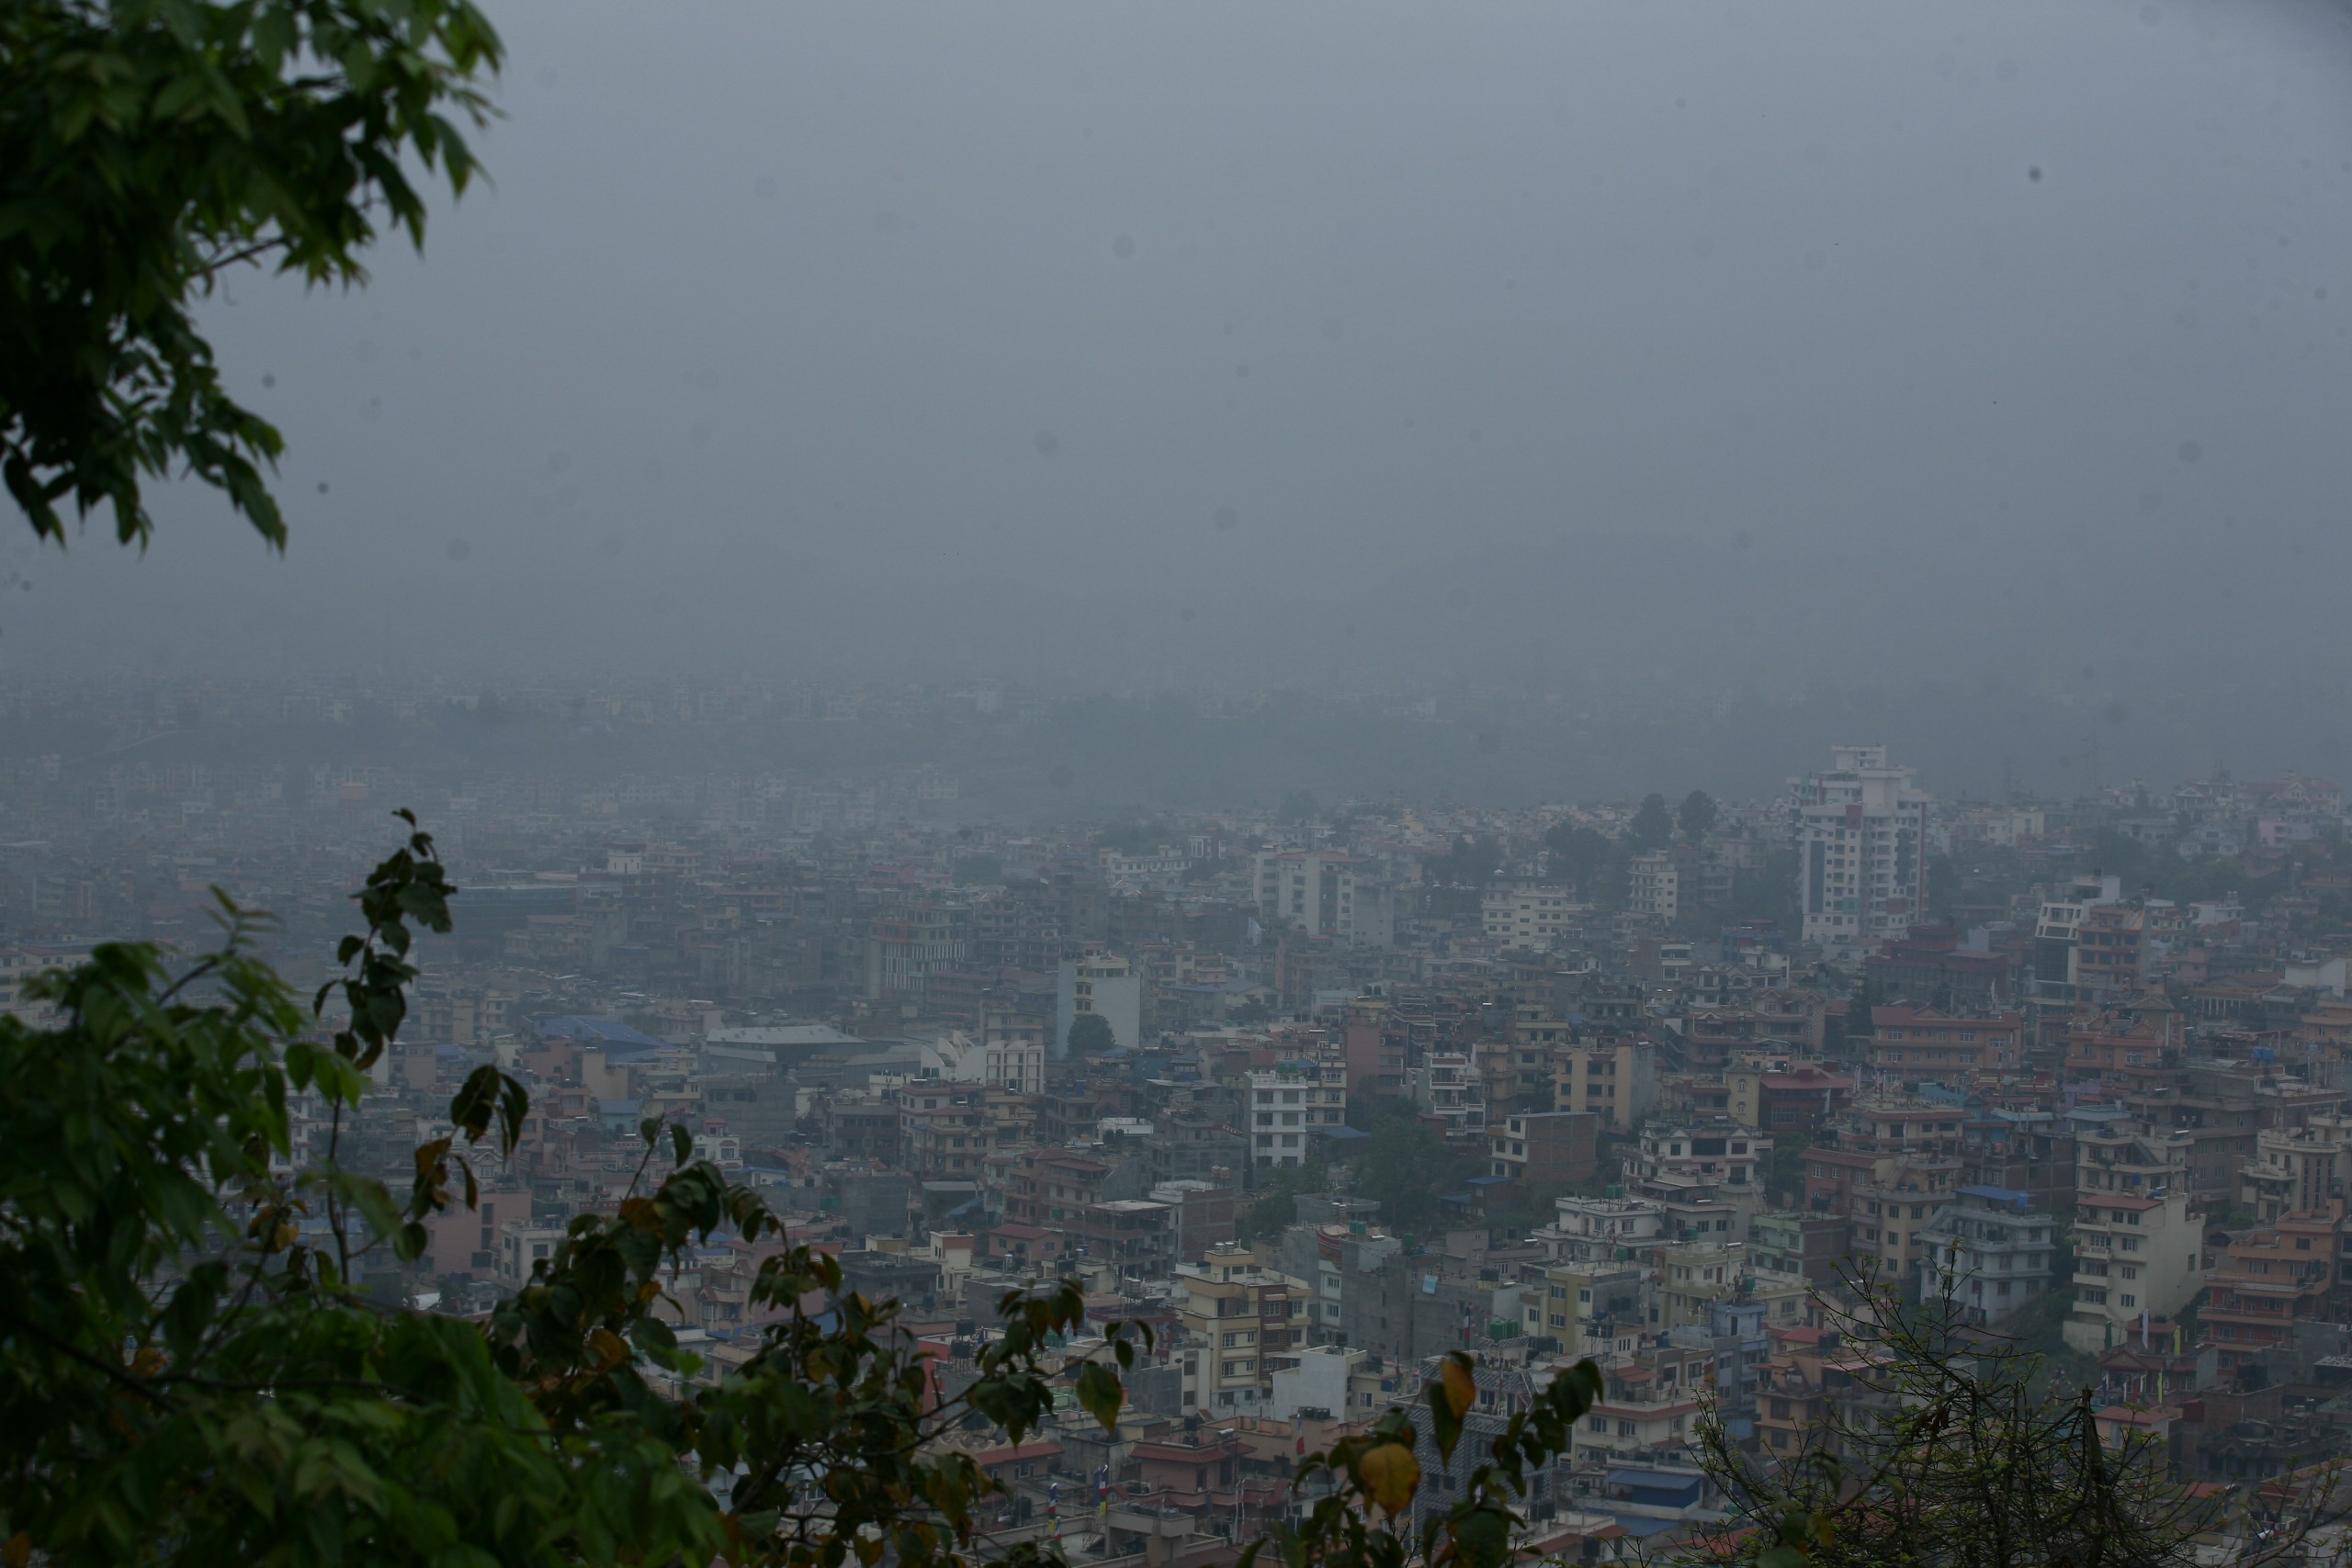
[1748,1211,1854,1288]
[1487,1110,1600,1190]
[1804,1097,1966,1282]
[1915,1185,2059,1326]
[1246,1058,1348,1168]
[1414,1050,1485,1138]
[2030,874,2123,1004]
[1792,744,1929,955]
[1538,1193,1671,1268]
[1863,1005,2025,1084]
[1624,1120,1770,1201]
[1552,1035,1657,1129]
[1522,1260,1646,1347]
[1655,1239,1748,1329]
[1724,1061,1853,1137]
[1252,849,1366,942]
[1481,884,1581,951]
[1577,1345,1714,1460]
[2243,1113,2352,1222]
[2199,1209,2342,1378]
[1629,851,1679,923]
[2064,1190,2205,1354]
[1175,1244,1300,1416]
[865,899,971,1003]
[1056,952,1140,1054]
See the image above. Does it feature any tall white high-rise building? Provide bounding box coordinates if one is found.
[1792,744,1930,956]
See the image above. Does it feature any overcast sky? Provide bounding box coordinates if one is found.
[7,1,2352,742]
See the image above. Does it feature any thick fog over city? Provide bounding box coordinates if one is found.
[8,0,2352,797]
[16,4,2352,1562]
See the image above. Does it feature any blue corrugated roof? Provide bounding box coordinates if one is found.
[1605,1470,1702,1498]
[1957,1184,2032,1207]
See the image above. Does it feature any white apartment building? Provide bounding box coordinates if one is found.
[1482,885,1582,950]
[1916,1185,2059,1326]
[981,1012,1047,1096]
[1247,1059,1349,1168]
[1628,851,1679,923]
[1537,1194,1670,1267]
[1792,744,1931,955]
[1412,1051,1486,1138]
[1253,849,1365,941]
[2031,873,2123,1003]
[2064,1190,2205,1354]
[1625,1122,1770,1195]
[1055,953,1140,1055]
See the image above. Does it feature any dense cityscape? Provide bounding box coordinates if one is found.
[8,671,2350,1559]
[11,0,2352,1561]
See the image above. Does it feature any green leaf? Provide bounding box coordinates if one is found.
[1429,1352,1475,1463]
[1076,1358,1124,1432]
[1358,1443,1419,1515]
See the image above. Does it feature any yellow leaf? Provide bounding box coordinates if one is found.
[5,1531,31,1568]
[1440,1357,1476,1421]
[588,1328,628,1369]
[1359,1443,1421,1515]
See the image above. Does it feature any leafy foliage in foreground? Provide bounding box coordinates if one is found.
[1249,1354,1604,1568]
[0,820,1102,1566]
[1673,1273,2342,1568]
[1,0,501,547]
[0,812,1603,1568]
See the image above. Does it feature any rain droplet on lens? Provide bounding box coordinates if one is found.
[446,537,471,562]
[316,482,329,494]
[2028,165,2043,182]
[1033,431,1059,457]
[1113,234,1136,259]
[261,374,277,389]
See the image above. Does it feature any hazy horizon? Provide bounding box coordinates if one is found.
[6,0,2351,796]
